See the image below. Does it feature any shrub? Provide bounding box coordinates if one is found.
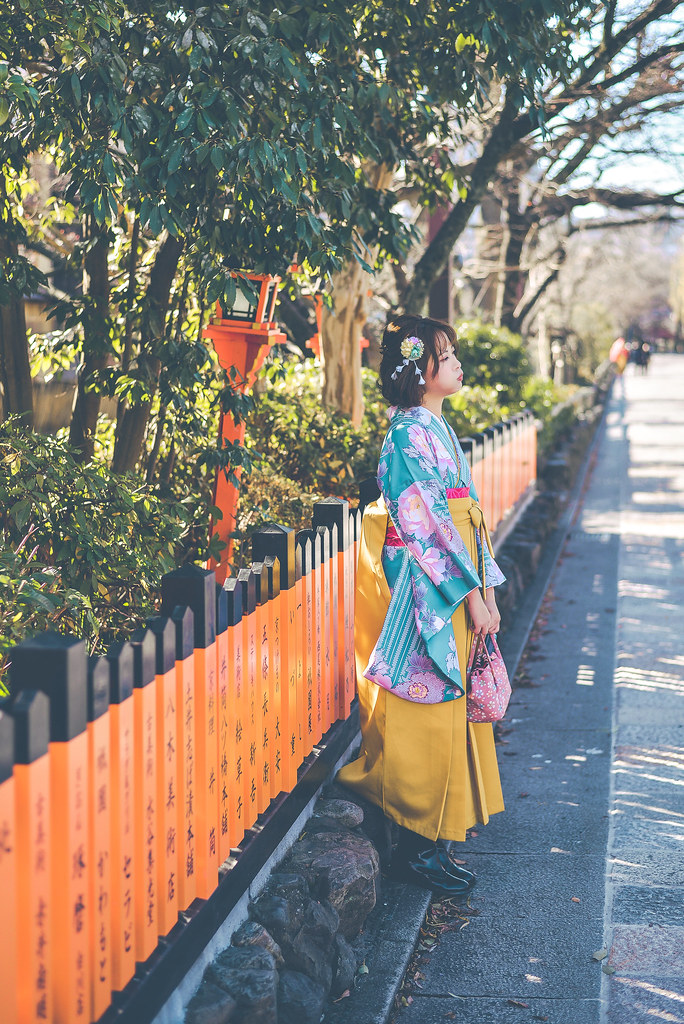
[454,320,532,408]
[0,420,214,688]
[244,358,388,498]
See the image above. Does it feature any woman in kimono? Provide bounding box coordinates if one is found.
[337,313,506,897]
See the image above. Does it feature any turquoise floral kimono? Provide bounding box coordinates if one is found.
[363,405,505,702]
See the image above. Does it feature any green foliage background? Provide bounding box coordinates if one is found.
[0,420,214,689]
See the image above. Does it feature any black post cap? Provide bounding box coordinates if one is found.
[313,498,351,551]
[222,579,243,627]
[295,533,314,575]
[130,629,156,689]
[0,707,14,782]
[251,562,269,607]
[87,656,110,722]
[146,617,177,675]
[9,633,87,742]
[263,556,281,600]
[7,689,50,765]
[251,524,300,590]
[359,475,381,514]
[236,568,256,616]
[105,641,134,704]
[459,436,475,465]
[170,606,195,661]
[215,583,228,636]
[161,564,216,649]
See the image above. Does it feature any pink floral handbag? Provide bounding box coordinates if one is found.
[465,633,512,723]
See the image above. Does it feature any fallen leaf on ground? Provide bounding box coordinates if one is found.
[507,999,530,1008]
[592,948,608,961]
[571,897,581,903]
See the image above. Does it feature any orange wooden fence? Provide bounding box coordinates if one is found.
[0,412,535,1024]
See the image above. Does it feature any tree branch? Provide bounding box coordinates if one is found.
[401,88,520,312]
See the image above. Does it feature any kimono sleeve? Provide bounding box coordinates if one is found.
[379,420,481,642]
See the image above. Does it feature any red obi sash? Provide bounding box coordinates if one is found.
[384,487,470,547]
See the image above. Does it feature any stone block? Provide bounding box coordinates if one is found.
[331,933,357,997]
[231,920,284,967]
[203,947,277,1024]
[277,970,326,1024]
[249,873,310,946]
[501,537,542,583]
[311,798,364,830]
[185,982,237,1024]
[284,829,379,938]
[326,782,393,870]
[250,873,337,991]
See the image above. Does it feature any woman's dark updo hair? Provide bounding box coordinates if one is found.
[379,313,457,407]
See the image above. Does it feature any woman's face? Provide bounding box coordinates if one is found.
[423,333,463,399]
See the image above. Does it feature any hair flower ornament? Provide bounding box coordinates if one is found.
[391,335,425,384]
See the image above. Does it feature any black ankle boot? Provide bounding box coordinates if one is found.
[390,831,474,898]
[435,841,476,885]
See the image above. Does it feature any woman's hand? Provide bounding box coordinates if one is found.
[466,589,492,636]
[484,591,501,634]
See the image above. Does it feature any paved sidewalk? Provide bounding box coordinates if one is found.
[389,354,684,1024]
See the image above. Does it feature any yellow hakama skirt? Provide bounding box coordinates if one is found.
[337,496,505,842]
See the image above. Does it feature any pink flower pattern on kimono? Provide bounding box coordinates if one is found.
[403,650,447,702]
[433,434,457,477]
[377,439,394,483]
[445,632,460,674]
[398,483,433,542]
[367,656,392,689]
[404,425,437,471]
[417,544,448,585]
[412,578,446,636]
[406,680,430,700]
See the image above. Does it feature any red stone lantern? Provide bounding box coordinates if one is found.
[204,272,286,581]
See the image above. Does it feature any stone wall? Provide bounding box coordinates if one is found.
[185,797,380,1024]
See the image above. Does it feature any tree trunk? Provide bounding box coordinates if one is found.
[69,227,109,459]
[536,299,551,379]
[494,178,532,333]
[0,205,34,427]
[111,234,182,475]
[512,246,566,335]
[321,162,392,425]
[401,89,520,313]
[320,260,368,427]
[0,283,34,427]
